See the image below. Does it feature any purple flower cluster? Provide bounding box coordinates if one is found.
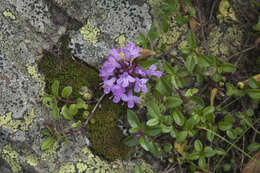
[100,42,162,108]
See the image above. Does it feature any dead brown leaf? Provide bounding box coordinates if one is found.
[189,17,200,32]
[139,49,156,58]
[237,74,260,88]
[210,88,218,106]
[241,150,260,173]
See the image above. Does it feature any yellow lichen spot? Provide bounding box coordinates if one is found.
[1,145,22,173]
[0,110,36,132]
[116,35,126,48]
[178,40,188,50]
[208,26,242,57]
[80,20,100,44]
[77,163,88,173]
[158,16,188,48]
[41,141,59,161]
[3,10,16,20]
[24,39,31,44]
[27,65,46,96]
[58,163,76,173]
[25,154,38,167]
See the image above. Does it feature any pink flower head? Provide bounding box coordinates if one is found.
[99,42,162,108]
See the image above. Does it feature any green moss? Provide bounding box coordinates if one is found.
[38,35,129,161]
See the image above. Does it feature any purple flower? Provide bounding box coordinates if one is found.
[111,84,125,103]
[135,66,146,77]
[103,77,116,94]
[99,42,162,108]
[123,42,141,61]
[117,72,135,87]
[145,64,162,78]
[121,90,140,108]
[110,48,121,61]
[134,78,148,93]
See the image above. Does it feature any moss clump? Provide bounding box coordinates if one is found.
[38,35,129,161]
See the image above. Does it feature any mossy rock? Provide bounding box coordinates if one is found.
[38,35,129,161]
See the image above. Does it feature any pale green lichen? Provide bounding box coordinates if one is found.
[58,163,76,173]
[25,154,38,167]
[80,20,100,44]
[24,39,31,44]
[27,65,46,97]
[0,109,36,132]
[208,26,243,57]
[159,16,188,47]
[1,145,22,173]
[3,10,16,20]
[77,162,88,173]
[116,35,126,47]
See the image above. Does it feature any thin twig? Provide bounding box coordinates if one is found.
[84,93,106,126]
[226,46,256,61]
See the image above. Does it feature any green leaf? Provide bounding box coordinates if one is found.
[146,118,159,126]
[215,147,226,155]
[163,143,173,153]
[135,165,144,173]
[68,104,78,116]
[138,136,150,151]
[165,96,183,108]
[226,129,237,139]
[206,126,216,142]
[76,98,87,109]
[42,96,54,108]
[198,157,207,169]
[42,129,51,136]
[198,55,211,68]
[246,89,260,99]
[61,105,73,120]
[204,146,215,158]
[148,27,160,42]
[187,30,196,49]
[161,124,173,133]
[202,106,215,116]
[72,121,81,128]
[186,54,196,72]
[189,96,205,108]
[41,136,55,150]
[188,152,200,160]
[155,78,172,96]
[145,126,162,136]
[127,109,141,128]
[51,80,60,98]
[163,61,175,75]
[147,101,161,119]
[123,136,138,147]
[248,143,260,152]
[61,86,72,98]
[194,139,203,152]
[184,88,198,97]
[172,110,185,126]
[253,16,260,32]
[221,63,236,73]
[52,99,60,120]
[248,77,259,89]
[176,131,188,142]
[212,72,222,82]
[218,121,232,131]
